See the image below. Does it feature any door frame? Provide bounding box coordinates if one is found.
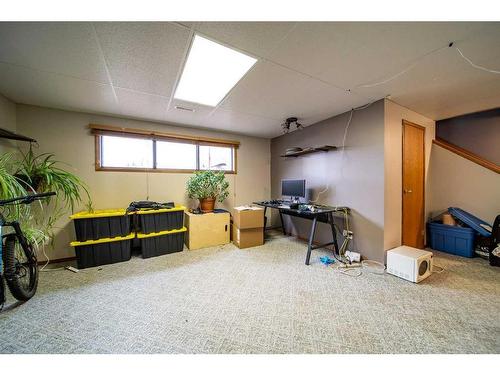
[401,120,426,248]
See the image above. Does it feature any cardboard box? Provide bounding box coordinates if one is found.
[233,206,264,229]
[233,226,264,249]
[184,211,230,250]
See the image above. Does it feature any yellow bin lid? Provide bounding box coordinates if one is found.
[135,205,186,215]
[70,209,133,219]
[136,227,187,239]
[70,232,135,247]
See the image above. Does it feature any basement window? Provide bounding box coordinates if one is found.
[156,140,197,170]
[199,144,234,171]
[92,125,238,173]
[101,135,153,169]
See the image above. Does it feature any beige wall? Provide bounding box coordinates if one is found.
[0,94,17,153]
[429,144,500,224]
[16,104,271,260]
[384,99,435,251]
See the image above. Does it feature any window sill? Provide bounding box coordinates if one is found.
[95,166,236,174]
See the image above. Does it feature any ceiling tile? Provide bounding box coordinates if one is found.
[352,43,500,120]
[432,93,500,120]
[193,22,297,58]
[205,109,279,138]
[0,63,119,115]
[0,22,109,83]
[0,22,498,138]
[164,98,215,126]
[269,22,489,89]
[94,22,191,97]
[115,88,168,122]
[268,22,368,80]
[219,60,369,126]
[452,23,500,65]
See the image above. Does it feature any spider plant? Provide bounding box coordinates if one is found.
[0,152,31,219]
[1,147,93,253]
[15,146,91,213]
[0,152,28,199]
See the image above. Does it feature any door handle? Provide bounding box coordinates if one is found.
[404,189,413,194]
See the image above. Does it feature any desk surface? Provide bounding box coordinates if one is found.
[253,201,349,215]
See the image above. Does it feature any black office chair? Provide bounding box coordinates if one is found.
[490,214,500,267]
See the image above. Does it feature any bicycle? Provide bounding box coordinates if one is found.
[0,192,56,309]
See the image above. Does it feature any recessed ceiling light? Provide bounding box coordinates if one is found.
[174,35,257,107]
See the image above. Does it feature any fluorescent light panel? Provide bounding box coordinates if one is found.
[174,35,257,107]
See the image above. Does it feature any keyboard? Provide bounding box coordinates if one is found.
[261,199,292,205]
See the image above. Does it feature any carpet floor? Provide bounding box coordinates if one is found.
[1,232,499,354]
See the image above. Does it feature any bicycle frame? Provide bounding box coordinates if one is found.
[0,211,5,274]
[0,192,56,306]
[0,212,31,306]
[0,213,26,275]
[0,212,5,305]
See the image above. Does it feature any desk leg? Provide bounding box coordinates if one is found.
[305,216,318,265]
[279,210,286,235]
[329,213,339,255]
[263,206,268,229]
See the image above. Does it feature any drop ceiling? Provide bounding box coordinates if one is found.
[0,22,499,138]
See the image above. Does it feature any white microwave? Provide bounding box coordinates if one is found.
[387,246,433,283]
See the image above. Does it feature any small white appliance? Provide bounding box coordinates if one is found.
[386,246,433,283]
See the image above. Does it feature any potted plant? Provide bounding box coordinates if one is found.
[186,170,229,213]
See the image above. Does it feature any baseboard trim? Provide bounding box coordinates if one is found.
[37,256,76,266]
[265,228,335,251]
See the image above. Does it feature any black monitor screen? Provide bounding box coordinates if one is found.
[281,179,305,198]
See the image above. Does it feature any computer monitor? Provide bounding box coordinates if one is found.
[281,179,306,199]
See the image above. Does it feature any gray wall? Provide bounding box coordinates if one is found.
[271,100,385,262]
[436,108,500,165]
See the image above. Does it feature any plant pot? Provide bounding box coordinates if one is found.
[200,198,215,213]
[14,173,42,192]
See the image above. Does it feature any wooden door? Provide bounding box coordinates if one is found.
[402,120,425,248]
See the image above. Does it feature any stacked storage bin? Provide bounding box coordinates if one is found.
[70,233,135,269]
[427,207,493,258]
[70,209,134,269]
[135,206,187,258]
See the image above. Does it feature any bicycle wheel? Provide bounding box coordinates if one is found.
[3,234,38,301]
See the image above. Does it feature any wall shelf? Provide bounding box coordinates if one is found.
[280,145,337,158]
[0,127,36,143]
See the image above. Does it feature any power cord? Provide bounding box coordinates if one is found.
[432,264,445,274]
[455,46,500,74]
[309,100,376,204]
[352,41,500,91]
[355,44,450,89]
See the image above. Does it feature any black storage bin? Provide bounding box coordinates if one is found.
[137,228,186,259]
[136,206,185,234]
[70,233,134,269]
[70,209,132,242]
